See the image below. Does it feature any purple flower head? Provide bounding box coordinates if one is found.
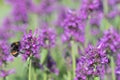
[0,69,15,78]
[0,18,14,40]
[90,12,103,27]
[21,30,40,61]
[75,56,90,80]
[39,25,56,49]
[6,0,34,11]
[100,28,120,53]
[61,10,85,43]
[55,6,67,27]
[106,9,120,19]
[75,44,108,80]
[0,41,13,66]
[81,0,103,12]
[90,12,103,35]
[0,41,14,78]
[12,3,28,24]
[34,0,57,15]
[85,44,108,75]
[7,0,34,24]
[108,0,120,6]
[79,0,103,20]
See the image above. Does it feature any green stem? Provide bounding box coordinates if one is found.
[110,56,116,80]
[28,58,32,80]
[43,72,47,80]
[67,71,71,80]
[85,18,91,47]
[71,41,76,79]
[34,69,37,80]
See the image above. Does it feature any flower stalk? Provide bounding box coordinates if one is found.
[33,69,37,80]
[71,40,76,79]
[43,72,47,80]
[110,56,116,80]
[28,57,32,80]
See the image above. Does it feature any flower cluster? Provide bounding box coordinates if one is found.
[39,26,56,48]
[0,69,15,78]
[89,12,103,35]
[0,41,14,78]
[80,0,103,18]
[12,1,28,23]
[75,44,109,80]
[0,41,13,66]
[21,30,40,60]
[6,0,34,23]
[0,18,15,41]
[56,6,67,27]
[108,0,120,6]
[34,0,57,15]
[106,0,120,19]
[61,10,85,43]
[100,28,120,53]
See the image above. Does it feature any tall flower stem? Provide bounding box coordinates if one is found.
[33,69,37,80]
[110,56,116,80]
[43,72,48,80]
[28,57,32,80]
[67,71,72,80]
[42,48,49,80]
[71,40,77,79]
[85,18,90,47]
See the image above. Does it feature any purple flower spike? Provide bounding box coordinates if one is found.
[0,40,15,78]
[12,3,28,23]
[7,0,34,23]
[75,44,109,80]
[0,69,15,78]
[61,10,85,43]
[100,28,120,53]
[0,18,14,41]
[81,0,103,12]
[0,41,13,66]
[21,30,40,61]
[39,26,56,49]
[56,6,67,27]
[34,0,57,15]
[79,0,103,20]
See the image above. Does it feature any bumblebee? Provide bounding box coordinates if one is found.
[10,41,21,57]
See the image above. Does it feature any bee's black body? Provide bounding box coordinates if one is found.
[10,41,20,57]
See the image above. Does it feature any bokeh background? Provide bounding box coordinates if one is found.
[0,0,120,80]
